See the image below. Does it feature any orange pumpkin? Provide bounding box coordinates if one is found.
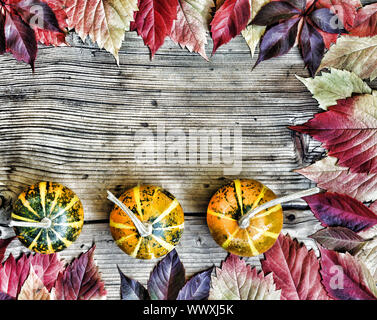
[109,185,184,259]
[207,179,283,257]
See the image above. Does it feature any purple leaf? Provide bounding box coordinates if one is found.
[0,237,15,263]
[309,8,347,34]
[0,292,14,300]
[284,0,307,12]
[147,249,185,300]
[252,1,301,26]
[118,266,149,300]
[304,192,377,233]
[12,0,61,32]
[309,227,367,252]
[299,19,325,77]
[255,17,300,67]
[0,13,5,54]
[177,269,212,300]
[4,11,37,70]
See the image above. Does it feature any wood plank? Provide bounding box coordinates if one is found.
[1,213,322,300]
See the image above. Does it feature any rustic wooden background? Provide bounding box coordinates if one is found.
[1,2,376,298]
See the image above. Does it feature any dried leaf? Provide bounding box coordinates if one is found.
[318,35,377,80]
[350,3,377,37]
[211,0,251,54]
[177,269,212,300]
[320,247,377,300]
[304,192,377,232]
[296,157,377,202]
[209,254,281,300]
[355,225,377,282]
[131,0,178,57]
[18,266,51,300]
[0,236,15,263]
[147,249,185,300]
[291,94,377,173]
[170,0,214,60]
[261,234,329,300]
[296,69,372,110]
[53,245,107,300]
[309,227,367,252]
[118,266,149,300]
[65,0,138,63]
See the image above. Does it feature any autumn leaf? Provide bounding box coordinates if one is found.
[261,234,329,300]
[170,0,214,60]
[296,69,372,110]
[0,292,14,300]
[53,245,107,300]
[296,157,377,203]
[304,192,377,233]
[318,35,377,80]
[291,94,377,173]
[210,0,251,54]
[0,236,15,263]
[320,247,377,300]
[18,266,51,300]
[309,227,368,252]
[241,0,270,57]
[350,3,377,37]
[356,225,377,282]
[177,269,212,300]
[118,266,150,300]
[147,249,185,300]
[131,0,178,58]
[209,254,281,300]
[65,0,138,63]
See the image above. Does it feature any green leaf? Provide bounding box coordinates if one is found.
[297,69,372,110]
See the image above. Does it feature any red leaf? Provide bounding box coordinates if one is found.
[131,0,178,57]
[350,3,377,37]
[320,246,377,300]
[304,192,377,232]
[290,95,377,173]
[53,245,107,300]
[261,234,330,300]
[210,0,251,54]
[34,0,68,46]
[0,12,6,53]
[4,10,38,70]
[0,237,15,263]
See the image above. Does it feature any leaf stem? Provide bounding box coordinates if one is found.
[107,190,152,237]
[238,187,321,229]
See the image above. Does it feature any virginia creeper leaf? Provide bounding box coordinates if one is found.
[4,10,38,70]
[209,254,281,300]
[261,234,329,300]
[291,94,377,173]
[211,0,251,54]
[318,35,377,80]
[309,227,367,252]
[296,69,372,109]
[118,266,150,300]
[320,247,377,300]
[242,0,270,57]
[284,0,306,12]
[0,236,15,263]
[131,0,178,57]
[177,268,212,300]
[350,3,377,37]
[309,8,346,34]
[251,1,300,26]
[304,192,377,232]
[255,17,300,66]
[18,266,51,300]
[356,225,377,282]
[147,249,185,300]
[65,0,138,63]
[296,157,377,202]
[170,0,215,60]
[53,245,107,300]
[299,19,325,77]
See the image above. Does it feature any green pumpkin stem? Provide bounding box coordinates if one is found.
[238,187,321,229]
[10,217,52,229]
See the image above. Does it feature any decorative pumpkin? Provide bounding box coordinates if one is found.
[207,179,283,257]
[108,185,184,260]
[11,182,84,254]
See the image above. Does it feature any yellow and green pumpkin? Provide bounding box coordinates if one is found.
[109,185,185,259]
[207,179,283,257]
[12,182,84,254]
